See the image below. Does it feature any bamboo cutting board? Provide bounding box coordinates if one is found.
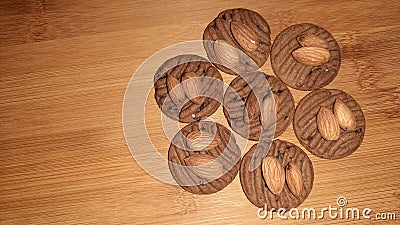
[0,0,399,224]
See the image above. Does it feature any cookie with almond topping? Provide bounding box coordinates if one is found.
[223,71,295,141]
[271,23,341,90]
[168,121,241,194]
[240,140,314,209]
[154,54,223,123]
[293,89,365,159]
[203,8,271,74]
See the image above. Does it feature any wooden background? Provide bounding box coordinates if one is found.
[1,0,399,224]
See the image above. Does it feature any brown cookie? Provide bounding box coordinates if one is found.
[168,121,241,195]
[154,54,223,123]
[271,23,341,90]
[293,89,365,159]
[240,140,314,209]
[203,8,271,75]
[223,72,295,141]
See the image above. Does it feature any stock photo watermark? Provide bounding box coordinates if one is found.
[257,196,396,221]
[123,40,274,185]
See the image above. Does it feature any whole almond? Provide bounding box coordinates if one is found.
[292,47,330,66]
[214,39,239,69]
[231,21,259,52]
[184,154,224,180]
[260,94,278,129]
[167,76,186,105]
[245,92,261,121]
[334,99,357,131]
[317,106,340,141]
[297,34,329,49]
[262,156,285,196]
[285,162,303,198]
[181,72,203,105]
[186,130,220,151]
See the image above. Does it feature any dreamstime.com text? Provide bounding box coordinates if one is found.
[257,197,396,221]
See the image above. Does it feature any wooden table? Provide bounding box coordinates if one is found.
[1,1,399,224]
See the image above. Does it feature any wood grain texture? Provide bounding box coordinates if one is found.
[1,0,399,224]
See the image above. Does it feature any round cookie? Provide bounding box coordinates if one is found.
[294,89,365,159]
[154,54,223,123]
[240,140,314,209]
[271,23,341,90]
[223,72,295,141]
[203,8,271,75]
[168,121,241,195]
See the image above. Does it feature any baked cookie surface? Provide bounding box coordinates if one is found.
[168,121,241,194]
[203,8,271,74]
[154,54,223,123]
[240,140,314,209]
[271,23,341,90]
[223,72,295,141]
[293,89,365,159]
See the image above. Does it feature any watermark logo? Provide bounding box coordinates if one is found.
[257,197,396,221]
[336,196,348,207]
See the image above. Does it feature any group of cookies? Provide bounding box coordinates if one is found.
[153,8,365,210]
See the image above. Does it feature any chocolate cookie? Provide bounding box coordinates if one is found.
[168,121,241,194]
[240,140,314,209]
[223,71,295,141]
[203,8,271,75]
[293,89,365,159]
[271,23,341,90]
[154,54,223,123]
